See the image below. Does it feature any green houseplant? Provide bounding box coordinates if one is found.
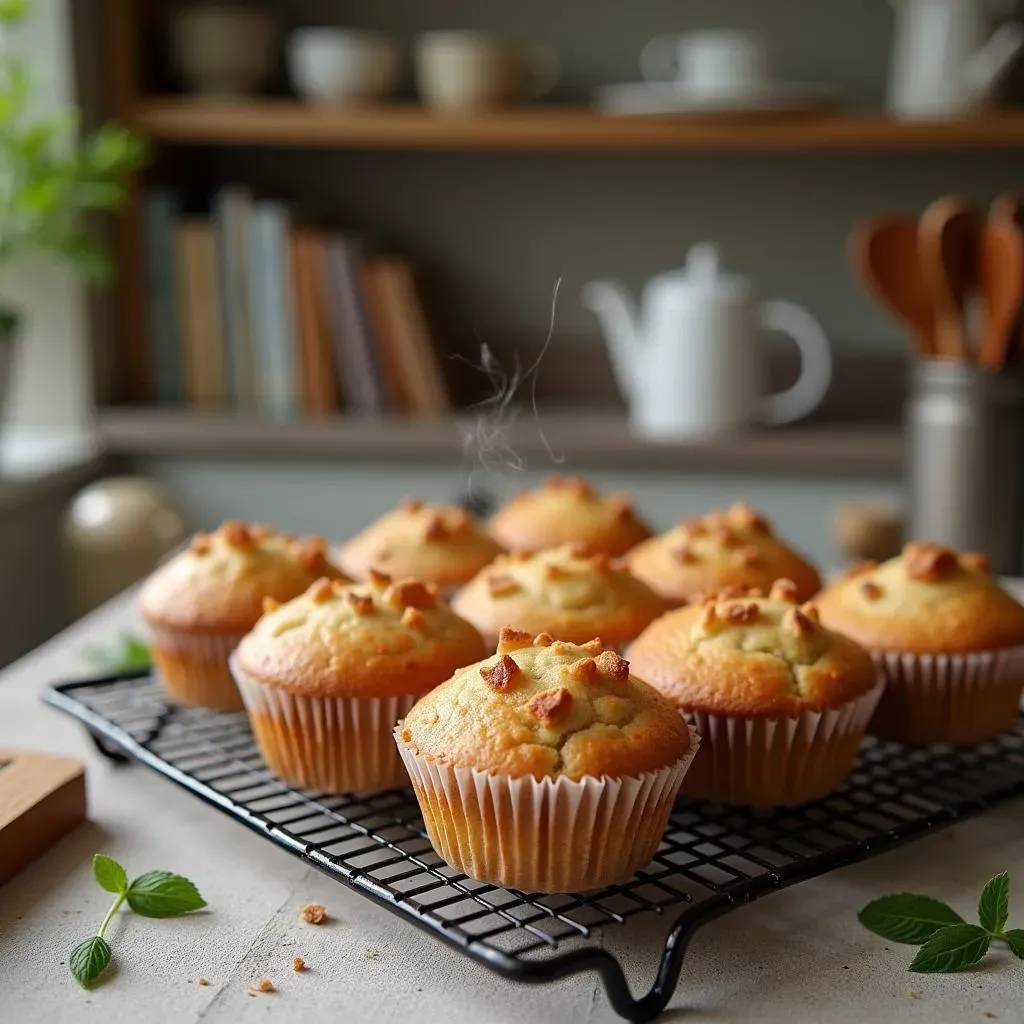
[0,0,146,420]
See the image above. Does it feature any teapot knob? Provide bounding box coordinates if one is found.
[685,241,722,283]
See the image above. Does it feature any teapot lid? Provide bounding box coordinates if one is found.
[647,242,751,305]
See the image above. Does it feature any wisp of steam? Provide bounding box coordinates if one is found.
[457,278,565,494]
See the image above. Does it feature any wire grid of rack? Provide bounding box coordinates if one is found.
[45,670,1024,1023]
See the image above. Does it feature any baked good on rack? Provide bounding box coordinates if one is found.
[487,476,652,556]
[451,543,665,650]
[395,627,698,892]
[627,579,881,807]
[814,543,1024,745]
[337,499,502,594]
[139,521,345,710]
[625,503,821,606]
[232,572,485,792]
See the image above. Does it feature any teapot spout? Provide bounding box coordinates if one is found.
[963,21,1024,103]
[581,278,641,402]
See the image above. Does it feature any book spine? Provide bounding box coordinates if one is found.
[143,190,182,405]
[214,187,256,411]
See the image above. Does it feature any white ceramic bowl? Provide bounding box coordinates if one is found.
[287,28,400,105]
[169,5,277,100]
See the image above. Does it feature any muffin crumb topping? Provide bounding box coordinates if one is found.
[903,541,959,581]
[308,579,334,604]
[566,656,597,682]
[487,573,520,597]
[422,512,447,542]
[400,496,423,513]
[345,591,375,615]
[728,502,771,533]
[546,475,594,500]
[497,626,533,655]
[959,552,989,574]
[672,542,697,564]
[594,650,630,680]
[723,602,759,626]
[221,520,254,549]
[297,537,330,574]
[190,533,211,556]
[533,631,554,647]
[401,606,426,629]
[527,686,574,724]
[860,580,883,601]
[481,654,521,691]
[710,524,739,548]
[769,579,799,603]
[579,637,603,654]
[368,568,392,587]
[386,579,436,610]
[262,596,280,614]
[249,523,274,540]
[784,606,818,637]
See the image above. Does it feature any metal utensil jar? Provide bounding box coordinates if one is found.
[906,359,1024,573]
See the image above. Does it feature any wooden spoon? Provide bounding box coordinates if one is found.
[991,193,1024,363]
[849,215,934,357]
[978,219,1024,371]
[919,196,982,361]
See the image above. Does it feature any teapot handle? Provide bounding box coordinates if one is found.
[757,300,833,424]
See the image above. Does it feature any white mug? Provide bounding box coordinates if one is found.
[415,31,559,111]
[640,29,769,97]
[287,28,400,105]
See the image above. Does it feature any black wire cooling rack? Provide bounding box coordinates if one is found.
[45,670,1024,1023]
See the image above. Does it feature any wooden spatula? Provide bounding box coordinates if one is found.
[991,193,1024,364]
[919,196,983,361]
[849,215,934,357]
[978,219,1024,371]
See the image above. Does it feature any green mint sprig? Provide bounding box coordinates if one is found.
[69,854,207,988]
[82,634,151,673]
[859,871,1024,973]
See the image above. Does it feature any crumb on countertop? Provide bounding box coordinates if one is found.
[292,957,305,973]
[300,903,327,925]
[247,979,274,996]
[984,1013,997,1019]
[197,978,209,987]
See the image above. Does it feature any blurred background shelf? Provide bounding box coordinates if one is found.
[95,407,902,476]
[128,101,1024,152]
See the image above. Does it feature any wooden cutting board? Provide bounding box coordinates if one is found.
[0,749,86,886]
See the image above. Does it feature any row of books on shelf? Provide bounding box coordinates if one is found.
[143,186,451,418]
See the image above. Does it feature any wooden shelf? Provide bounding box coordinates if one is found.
[95,408,902,476]
[128,100,1024,152]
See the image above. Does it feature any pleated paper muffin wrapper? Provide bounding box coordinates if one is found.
[231,656,418,794]
[394,724,700,893]
[680,680,884,808]
[146,624,247,711]
[869,646,1024,746]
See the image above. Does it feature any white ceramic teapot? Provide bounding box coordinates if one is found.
[887,0,1024,117]
[581,243,833,440]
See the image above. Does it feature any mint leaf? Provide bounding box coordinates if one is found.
[69,936,111,988]
[92,854,127,894]
[858,894,965,945]
[979,872,1010,935]
[909,924,990,973]
[1003,929,1024,959]
[127,871,206,918]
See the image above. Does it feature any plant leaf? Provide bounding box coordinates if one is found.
[127,870,207,918]
[0,0,30,23]
[92,854,127,894]
[858,894,965,945]
[1003,929,1024,959]
[978,872,1010,935]
[69,936,112,988]
[909,924,990,973]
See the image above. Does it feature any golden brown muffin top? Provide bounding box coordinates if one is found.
[451,543,666,647]
[626,579,878,716]
[488,476,652,557]
[626,503,821,606]
[139,521,346,634]
[234,572,486,698]
[337,498,503,591]
[398,627,692,780]
[814,542,1024,654]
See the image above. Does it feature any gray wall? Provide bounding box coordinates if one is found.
[205,0,1024,359]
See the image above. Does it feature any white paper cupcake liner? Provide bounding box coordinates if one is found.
[394,724,700,893]
[146,624,247,711]
[681,680,884,807]
[870,646,1024,745]
[231,656,418,793]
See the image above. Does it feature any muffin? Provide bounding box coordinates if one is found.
[337,498,503,594]
[814,542,1024,745]
[395,627,698,892]
[139,521,345,710]
[488,476,652,556]
[231,572,486,792]
[627,579,882,806]
[626,503,821,606]
[451,543,666,650]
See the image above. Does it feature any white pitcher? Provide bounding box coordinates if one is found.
[887,0,1024,117]
[581,243,833,440]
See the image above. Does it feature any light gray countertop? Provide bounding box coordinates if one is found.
[1,592,1022,1023]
